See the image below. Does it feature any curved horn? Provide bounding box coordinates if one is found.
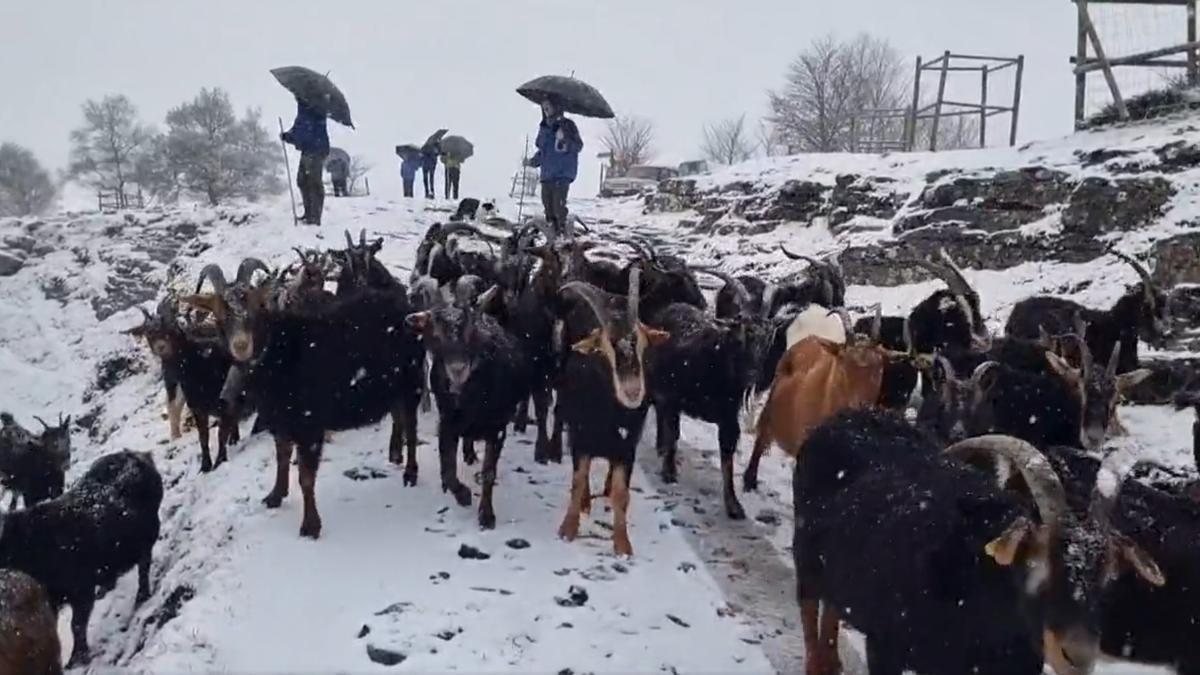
[344,229,355,249]
[236,258,270,285]
[936,248,975,299]
[693,267,751,307]
[1089,445,1139,530]
[627,264,642,323]
[32,416,49,430]
[1111,250,1154,287]
[359,228,367,247]
[139,306,153,322]
[560,281,613,329]
[779,244,824,268]
[293,247,311,264]
[945,435,1068,526]
[441,223,485,238]
[196,264,228,294]
[1107,340,1122,378]
[868,303,882,342]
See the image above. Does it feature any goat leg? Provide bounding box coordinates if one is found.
[549,397,565,461]
[296,442,323,539]
[513,397,531,434]
[801,599,824,675]
[388,404,406,467]
[478,433,504,529]
[461,437,477,465]
[818,603,843,675]
[657,405,681,484]
[532,388,556,463]
[403,398,420,487]
[195,410,213,474]
[66,594,94,668]
[136,549,153,605]
[743,430,771,493]
[559,456,590,542]
[610,461,633,557]
[166,384,183,440]
[262,436,293,508]
[439,425,471,507]
[215,414,232,470]
[719,417,746,520]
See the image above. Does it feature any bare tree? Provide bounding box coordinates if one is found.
[0,143,56,216]
[147,88,282,206]
[914,114,983,151]
[68,95,154,200]
[701,115,757,165]
[601,115,656,175]
[348,155,371,194]
[756,120,789,158]
[768,33,907,152]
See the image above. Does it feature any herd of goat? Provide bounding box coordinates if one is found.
[0,210,1197,674]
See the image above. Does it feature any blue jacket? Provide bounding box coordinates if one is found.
[529,116,582,183]
[400,156,421,180]
[282,100,329,154]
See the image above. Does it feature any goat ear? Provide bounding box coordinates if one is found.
[1044,352,1079,383]
[180,294,223,318]
[405,312,432,333]
[641,326,671,347]
[1113,533,1165,586]
[1116,368,1153,392]
[985,516,1036,566]
[571,329,604,355]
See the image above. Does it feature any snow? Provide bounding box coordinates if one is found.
[2,113,1197,673]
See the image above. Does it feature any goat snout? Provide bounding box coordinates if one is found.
[1043,626,1099,675]
[444,360,471,394]
[615,375,645,409]
[229,334,253,362]
[1080,425,1107,451]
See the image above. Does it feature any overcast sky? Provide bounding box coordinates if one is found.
[0,0,1080,201]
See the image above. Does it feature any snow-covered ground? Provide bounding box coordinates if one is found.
[2,114,1197,674]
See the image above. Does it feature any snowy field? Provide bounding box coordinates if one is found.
[1,115,1196,673]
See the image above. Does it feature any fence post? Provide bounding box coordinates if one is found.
[1189,0,1198,85]
[980,66,989,148]
[1010,55,1025,146]
[929,50,951,151]
[906,55,924,151]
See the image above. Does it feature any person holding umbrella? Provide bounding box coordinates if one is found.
[396,146,421,199]
[280,97,330,224]
[441,154,463,200]
[420,143,439,199]
[527,95,583,234]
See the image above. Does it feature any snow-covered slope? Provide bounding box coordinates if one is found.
[1,114,1196,674]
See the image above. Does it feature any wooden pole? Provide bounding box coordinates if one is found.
[1079,0,1130,121]
[980,67,989,148]
[1075,1,1089,128]
[517,135,530,223]
[906,55,923,151]
[1010,55,1025,146]
[1188,0,1198,84]
[929,50,951,151]
[277,118,299,225]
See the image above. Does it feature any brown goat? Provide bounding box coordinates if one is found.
[0,569,61,675]
[744,312,920,491]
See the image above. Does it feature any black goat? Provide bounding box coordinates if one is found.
[127,294,239,473]
[1006,250,1170,374]
[1043,444,1200,675]
[919,337,1151,449]
[906,248,991,372]
[794,409,1160,675]
[0,451,163,667]
[1176,389,1200,474]
[0,569,61,675]
[645,301,767,520]
[0,413,70,509]
[334,229,399,295]
[775,245,846,313]
[556,269,669,556]
[407,294,531,528]
[272,247,335,311]
[183,263,424,538]
[853,314,916,410]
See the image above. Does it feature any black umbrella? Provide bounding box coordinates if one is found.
[517,75,615,119]
[271,66,354,128]
[440,135,474,160]
[395,144,422,159]
[423,128,449,150]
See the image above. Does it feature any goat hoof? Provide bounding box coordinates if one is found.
[742,472,759,493]
[66,649,91,668]
[726,501,747,521]
[136,589,151,606]
[388,451,404,466]
[613,535,633,558]
[558,520,579,542]
[479,510,496,530]
[262,492,284,509]
[403,468,418,487]
[450,484,472,507]
[299,519,322,539]
[463,450,478,466]
[200,459,213,474]
[660,468,678,484]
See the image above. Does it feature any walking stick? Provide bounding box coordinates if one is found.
[277,117,299,226]
[516,135,530,223]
